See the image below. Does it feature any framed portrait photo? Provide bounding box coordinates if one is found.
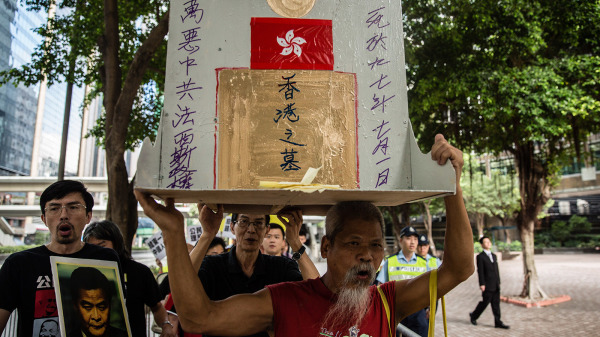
[50,256,131,337]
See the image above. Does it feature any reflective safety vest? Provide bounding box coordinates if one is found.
[387,254,427,281]
[427,256,439,270]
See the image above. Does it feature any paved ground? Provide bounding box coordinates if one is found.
[431,253,600,336]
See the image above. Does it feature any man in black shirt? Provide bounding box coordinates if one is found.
[163,207,320,337]
[0,180,121,337]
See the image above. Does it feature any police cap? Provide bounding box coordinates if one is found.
[400,226,419,238]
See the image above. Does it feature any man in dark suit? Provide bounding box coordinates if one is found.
[469,236,509,329]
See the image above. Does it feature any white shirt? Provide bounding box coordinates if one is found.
[483,249,494,262]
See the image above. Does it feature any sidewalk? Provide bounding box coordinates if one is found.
[433,254,600,336]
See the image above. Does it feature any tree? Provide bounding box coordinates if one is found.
[403,0,600,299]
[0,0,169,251]
[460,169,498,239]
[419,198,444,256]
[488,171,521,244]
[460,155,521,240]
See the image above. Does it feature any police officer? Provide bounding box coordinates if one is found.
[417,234,441,270]
[376,226,428,337]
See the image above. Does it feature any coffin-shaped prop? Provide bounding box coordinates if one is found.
[135,0,455,214]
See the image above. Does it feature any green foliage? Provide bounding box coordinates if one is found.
[404,0,600,178]
[497,240,522,252]
[550,220,571,244]
[537,198,556,219]
[568,215,592,232]
[34,231,50,245]
[474,241,482,253]
[540,215,593,246]
[0,245,38,254]
[86,82,163,150]
[460,154,520,227]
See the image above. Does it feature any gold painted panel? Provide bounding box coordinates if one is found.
[217,69,357,189]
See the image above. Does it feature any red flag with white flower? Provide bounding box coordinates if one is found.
[250,17,334,70]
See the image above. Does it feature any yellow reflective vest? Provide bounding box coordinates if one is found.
[387,253,428,281]
[427,256,439,270]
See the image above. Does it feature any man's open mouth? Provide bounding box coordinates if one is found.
[58,223,72,236]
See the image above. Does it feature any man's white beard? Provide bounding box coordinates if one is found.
[321,263,375,330]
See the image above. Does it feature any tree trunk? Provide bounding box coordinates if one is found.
[105,151,137,252]
[476,213,484,238]
[514,141,550,300]
[383,206,402,237]
[398,203,411,226]
[100,0,169,252]
[503,217,512,244]
[421,200,437,256]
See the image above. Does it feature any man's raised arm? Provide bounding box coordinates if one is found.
[394,134,475,321]
[277,208,320,280]
[134,191,274,335]
[188,204,224,272]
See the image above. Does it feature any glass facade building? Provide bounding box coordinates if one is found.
[0,0,84,177]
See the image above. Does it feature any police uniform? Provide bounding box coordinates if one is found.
[376,226,428,337]
[418,234,441,270]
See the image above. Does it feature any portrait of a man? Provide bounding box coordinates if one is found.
[66,267,128,337]
[38,319,59,337]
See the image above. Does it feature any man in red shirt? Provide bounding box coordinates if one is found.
[135,134,474,337]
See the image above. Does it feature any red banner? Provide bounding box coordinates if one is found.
[251,17,333,70]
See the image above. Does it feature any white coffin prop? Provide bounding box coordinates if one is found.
[135,0,455,214]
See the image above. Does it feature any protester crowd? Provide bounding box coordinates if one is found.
[0,135,477,337]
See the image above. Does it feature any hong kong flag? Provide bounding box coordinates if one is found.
[251,17,333,70]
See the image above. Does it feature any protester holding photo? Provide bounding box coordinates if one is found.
[83,220,176,337]
[0,180,121,337]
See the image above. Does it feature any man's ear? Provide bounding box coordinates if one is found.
[320,235,331,259]
[86,211,92,224]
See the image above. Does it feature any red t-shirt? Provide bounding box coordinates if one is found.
[267,278,395,337]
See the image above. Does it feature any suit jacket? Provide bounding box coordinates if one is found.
[476,251,500,292]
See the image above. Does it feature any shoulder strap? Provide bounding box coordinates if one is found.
[377,285,393,337]
[428,269,448,337]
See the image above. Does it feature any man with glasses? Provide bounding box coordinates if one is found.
[0,180,121,337]
[165,209,319,337]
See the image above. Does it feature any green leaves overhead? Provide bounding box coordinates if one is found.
[404,0,600,159]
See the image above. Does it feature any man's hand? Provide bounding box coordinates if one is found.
[431,134,464,184]
[134,190,184,234]
[277,207,303,251]
[480,285,485,292]
[160,321,177,337]
[198,203,224,237]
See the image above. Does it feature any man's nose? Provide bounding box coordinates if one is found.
[357,245,373,262]
[59,207,69,220]
[91,308,101,320]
